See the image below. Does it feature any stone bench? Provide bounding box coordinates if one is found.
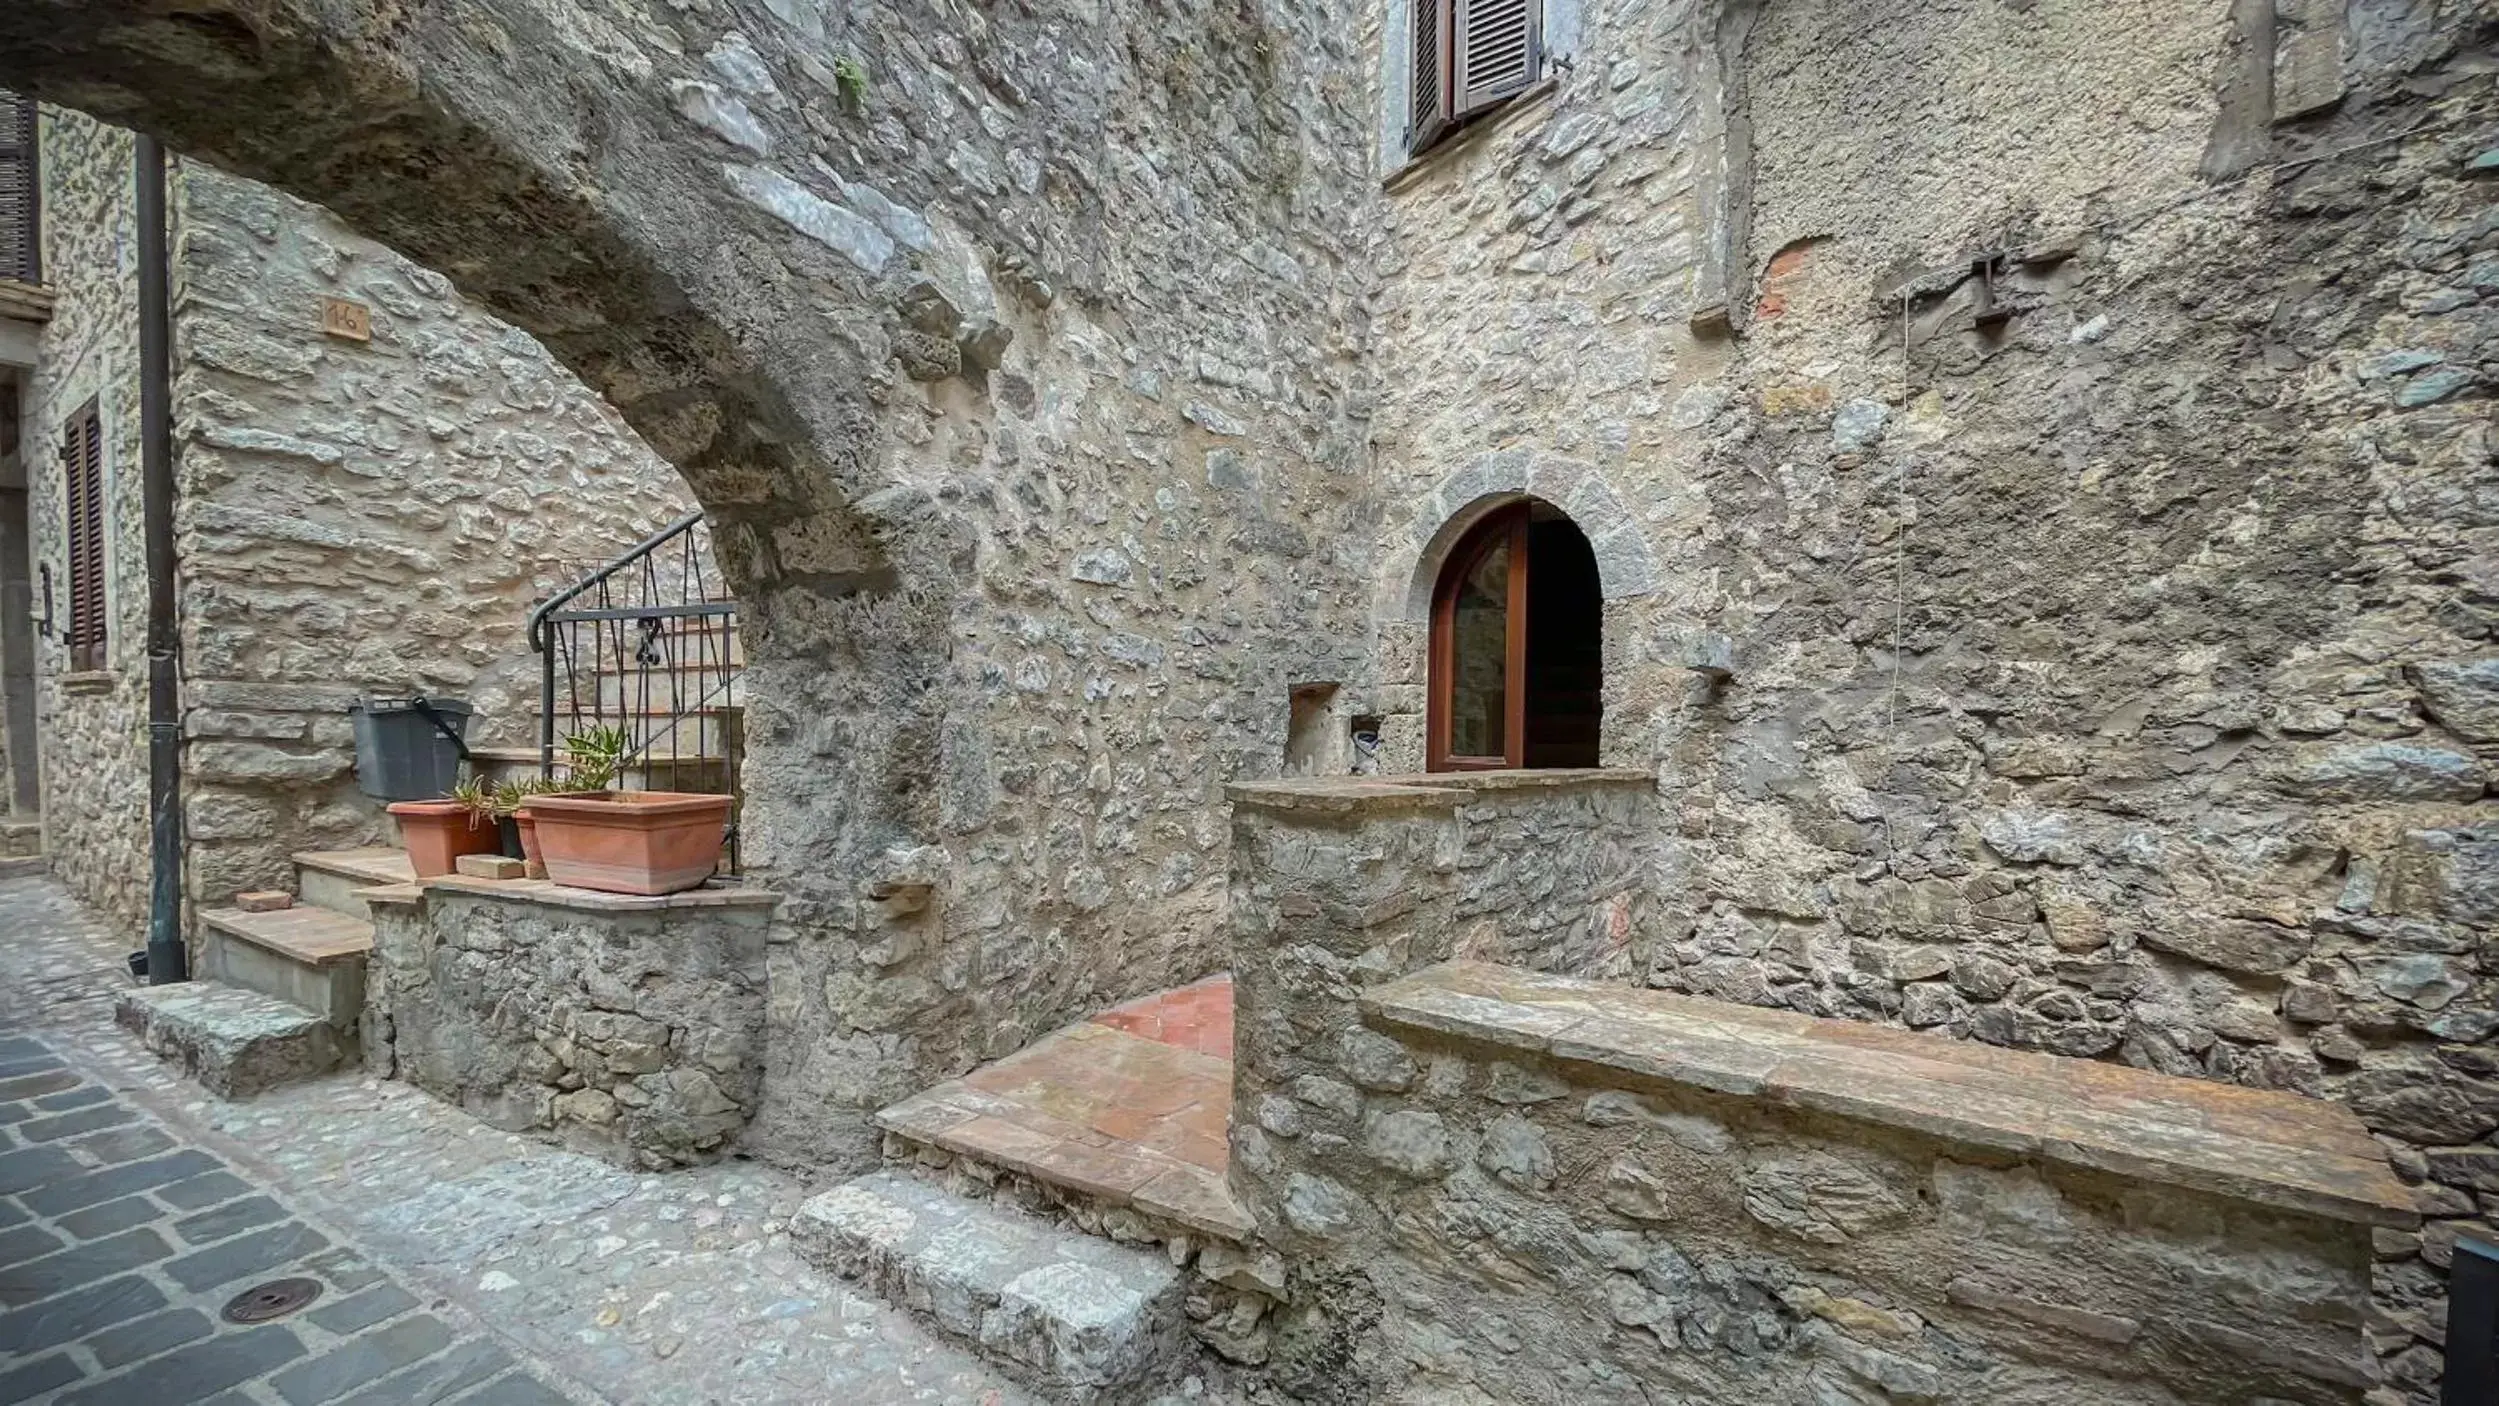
[1239,958,2417,1405]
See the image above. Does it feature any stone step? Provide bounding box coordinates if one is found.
[293,846,414,919]
[0,815,41,859]
[115,981,344,1098]
[793,1170,1191,1404]
[199,903,373,1030]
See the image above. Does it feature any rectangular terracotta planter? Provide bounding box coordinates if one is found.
[525,790,731,896]
[387,799,503,879]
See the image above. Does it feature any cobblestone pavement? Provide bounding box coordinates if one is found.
[0,876,1035,1405]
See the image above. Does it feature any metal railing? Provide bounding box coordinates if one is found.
[526,511,743,869]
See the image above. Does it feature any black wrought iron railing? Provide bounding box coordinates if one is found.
[527,511,743,868]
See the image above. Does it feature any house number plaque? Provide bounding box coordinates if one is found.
[320,297,372,341]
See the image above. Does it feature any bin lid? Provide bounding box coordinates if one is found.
[351,696,474,716]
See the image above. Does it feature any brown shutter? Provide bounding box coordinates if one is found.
[61,400,104,672]
[1408,0,1452,153]
[0,95,35,285]
[1453,0,1539,119]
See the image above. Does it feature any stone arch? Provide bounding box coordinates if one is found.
[1388,452,1659,621]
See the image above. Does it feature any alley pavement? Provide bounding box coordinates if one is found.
[0,875,1033,1405]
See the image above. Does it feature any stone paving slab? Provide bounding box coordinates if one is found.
[1365,958,2421,1229]
[0,874,1043,1405]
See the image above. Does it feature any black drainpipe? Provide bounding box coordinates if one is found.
[135,134,184,984]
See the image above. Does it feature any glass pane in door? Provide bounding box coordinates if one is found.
[1449,537,1510,759]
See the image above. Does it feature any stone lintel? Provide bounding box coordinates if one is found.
[1227,768,1653,818]
[1362,960,2420,1230]
[419,874,783,915]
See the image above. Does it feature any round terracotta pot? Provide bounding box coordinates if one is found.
[386,799,502,878]
[526,790,731,896]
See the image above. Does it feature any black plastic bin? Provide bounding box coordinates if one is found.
[349,696,473,802]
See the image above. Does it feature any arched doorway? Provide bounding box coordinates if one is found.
[1427,499,1603,771]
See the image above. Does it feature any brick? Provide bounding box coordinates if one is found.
[57,1195,163,1241]
[271,1313,457,1405]
[0,1036,49,1062]
[59,1322,307,1406]
[0,1221,66,1267]
[0,1144,79,1194]
[0,1053,63,1081]
[67,1124,177,1167]
[334,1337,513,1406]
[156,1169,252,1210]
[236,890,296,911]
[164,1219,330,1292]
[455,854,527,880]
[31,1084,112,1113]
[455,1372,578,1406]
[0,1227,172,1307]
[16,1103,138,1143]
[305,1282,420,1335]
[0,1350,81,1401]
[22,1149,221,1216]
[88,1305,214,1369]
[0,1275,166,1353]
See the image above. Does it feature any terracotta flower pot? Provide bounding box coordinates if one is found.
[387,799,503,879]
[513,810,547,880]
[526,790,731,896]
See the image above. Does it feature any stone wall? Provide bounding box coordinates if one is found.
[18,107,701,927]
[168,159,698,908]
[1363,3,2497,1397]
[1241,958,2412,1405]
[1225,772,1669,1244]
[365,878,778,1170]
[20,109,149,927]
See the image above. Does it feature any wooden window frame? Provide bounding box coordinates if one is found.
[61,398,105,673]
[1427,504,1530,772]
[1406,0,1543,160]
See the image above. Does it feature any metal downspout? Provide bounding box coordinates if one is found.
[136,133,183,983]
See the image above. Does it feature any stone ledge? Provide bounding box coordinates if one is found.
[1363,959,2420,1229]
[1227,768,1653,817]
[417,873,783,914]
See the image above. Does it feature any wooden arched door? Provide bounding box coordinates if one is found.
[1427,502,1604,772]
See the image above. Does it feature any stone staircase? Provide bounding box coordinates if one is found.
[117,846,411,1098]
[0,812,42,877]
[792,978,1257,1402]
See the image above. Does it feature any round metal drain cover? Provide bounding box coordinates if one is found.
[221,1277,324,1324]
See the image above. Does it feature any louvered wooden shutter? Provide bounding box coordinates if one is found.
[0,95,35,285]
[1408,0,1453,154]
[1453,0,1539,119]
[61,400,105,672]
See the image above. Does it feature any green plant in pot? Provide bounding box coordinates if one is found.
[527,722,732,896]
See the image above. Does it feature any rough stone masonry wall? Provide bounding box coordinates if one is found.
[168,159,698,909]
[0,0,1393,1179]
[1248,963,2397,1406]
[1223,773,1670,1333]
[20,109,150,928]
[364,880,777,1170]
[1364,2,2497,1398]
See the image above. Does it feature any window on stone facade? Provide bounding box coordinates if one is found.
[59,399,105,673]
[1407,0,1542,156]
[0,94,35,286]
[1427,500,1602,771]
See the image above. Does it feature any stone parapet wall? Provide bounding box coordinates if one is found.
[1245,958,2412,1405]
[364,877,777,1170]
[1224,771,1670,1285]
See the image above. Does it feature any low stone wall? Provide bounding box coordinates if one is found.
[1244,959,2415,1405]
[365,876,779,1170]
[1225,769,1667,1220]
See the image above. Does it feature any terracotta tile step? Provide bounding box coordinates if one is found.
[200,904,374,968]
[292,847,415,887]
